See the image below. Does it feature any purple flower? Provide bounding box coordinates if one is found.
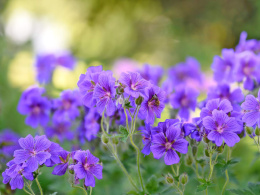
[152,119,181,135]
[139,85,166,124]
[56,52,76,70]
[241,89,260,127]
[46,120,74,142]
[0,130,20,158]
[207,84,244,111]
[170,87,198,120]
[119,72,149,98]
[200,98,233,119]
[150,125,188,165]
[52,150,70,176]
[93,72,116,116]
[234,51,260,90]
[139,64,164,85]
[203,110,240,147]
[74,150,103,187]
[211,49,237,83]
[183,118,205,142]
[236,31,260,53]
[14,135,51,172]
[168,57,202,87]
[2,161,34,190]
[161,79,174,104]
[53,90,81,122]
[35,54,56,84]
[139,124,153,156]
[18,87,51,128]
[84,109,100,141]
[44,142,63,167]
[77,65,103,108]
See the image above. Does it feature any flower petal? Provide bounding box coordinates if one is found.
[172,139,189,154]
[164,149,180,165]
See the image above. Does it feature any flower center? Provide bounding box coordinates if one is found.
[180,97,189,107]
[32,106,41,115]
[243,65,253,76]
[131,83,137,90]
[62,100,71,110]
[84,163,92,171]
[216,126,224,134]
[30,150,37,157]
[165,142,172,150]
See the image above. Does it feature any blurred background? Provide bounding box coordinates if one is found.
[1,0,260,194]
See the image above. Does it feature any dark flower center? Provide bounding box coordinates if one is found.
[84,163,93,171]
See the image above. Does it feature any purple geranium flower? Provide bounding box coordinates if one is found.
[241,89,260,127]
[84,109,100,141]
[152,119,181,135]
[56,52,76,70]
[0,129,20,158]
[53,90,81,122]
[46,120,74,142]
[2,160,34,190]
[139,123,153,156]
[119,71,149,98]
[203,110,240,147]
[77,65,103,108]
[183,118,205,142]
[74,150,103,187]
[139,85,166,124]
[35,54,56,84]
[18,87,51,128]
[150,125,189,165]
[207,84,244,111]
[234,51,260,90]
[211,49,237,83]
[235,31,260,53]
[52,150,70,176]
[139,64,164,85]
[44,142,63,167]
[170,87,198,120]
[14,135,51,172]
[200,98,233,119]
[93,72,116,116]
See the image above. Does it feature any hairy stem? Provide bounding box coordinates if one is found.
[23,187,33,195]
[25,181,35,195]
[221,147,231,195]
[90,187,92,195]
[72,184,88,195]
[35,177,43,195]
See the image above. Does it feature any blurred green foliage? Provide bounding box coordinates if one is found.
[1,0,260,194]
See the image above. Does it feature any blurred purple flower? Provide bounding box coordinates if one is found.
[236,31,260,53]
[170,87,198,120]
[84,109,100,141]
[52,150,70,176]
[203,110,240,147]
[150,125,188,165]
[211,49,237,83]
[139,85,165,124]
[0,130,20,158]
[46,120,74,142]
[74,150,103,187]
[44,142,63,167]
[183,117,205,142]
[139,64,164,85]
[56,52,76,70]
[139,123,153,156]
[18,87,51,128]
[119,71,149,98]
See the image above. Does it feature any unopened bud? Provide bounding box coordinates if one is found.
[217,145,224,153]
[112,137,119,145]
[255,127,260,136]
[185,155,193,166]
[165,174,174,184]
[192,146,197,157]
[246,126,253,135]
[190,139,196,146]
[204,149,210,157]
[135,96,144,106]
[68,165,74,174]
[180,173,188,185]
[101,134,109,144]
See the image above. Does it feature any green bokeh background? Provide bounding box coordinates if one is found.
[0,0,260,194]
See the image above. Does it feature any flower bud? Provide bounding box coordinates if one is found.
[255,127,260,136]
[179,173,188,185]
[190,139,196,146]
[68,165,74,174]
[185,155,193,166]
[192,146,197,157]
[101,134,109,144]
[217,145,224,153]
[135,96,144,106]
[112,137,119,145]
[246,126,253,135]
[204,149,210,157]
[165,174,174,184]
[116,86,124,95]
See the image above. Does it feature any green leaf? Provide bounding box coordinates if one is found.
[49,193,58,195]
[119,125,129,142]
[248,182,260,194]
[197,184,208,192]
[229,182,260,195]
[124,101,133,109]
[145,175,159,193]
[229,189,254,195]
[126,190,139,195]
[197,178,207,184]
[227,158,240,165]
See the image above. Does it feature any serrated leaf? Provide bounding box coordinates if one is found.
[145,175,159,193]
[197,178,207,184]
[197,184,208,192]
[248,182,260,194]
[119,125,129,142]
[124,101,133,109]
[227,158,240,165]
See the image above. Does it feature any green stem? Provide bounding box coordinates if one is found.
[171,165,177,176]
[35,177,43,195]
[90,187,92,195]
[25,181,35,195]
[208,152,214,181]
[171,182,183,195]
[221,147,231,195]
[123,107,129,132]
[72,185,88,195]
[252,137,260,152]
[23,187,33,195]
[108,142,140,192]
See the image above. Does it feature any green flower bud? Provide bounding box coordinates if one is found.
[165,174,174,184]
[185,155,193,166]
[135,96,144,106]
[255,127,260,136]
[204,149,210,157]
[246,126,253,135]
[190,139,196,146]
[112,137,119,145]
[217,145,224,153]
[179,173,188,185]
[192,146,197,157]
[101,134,109,144]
